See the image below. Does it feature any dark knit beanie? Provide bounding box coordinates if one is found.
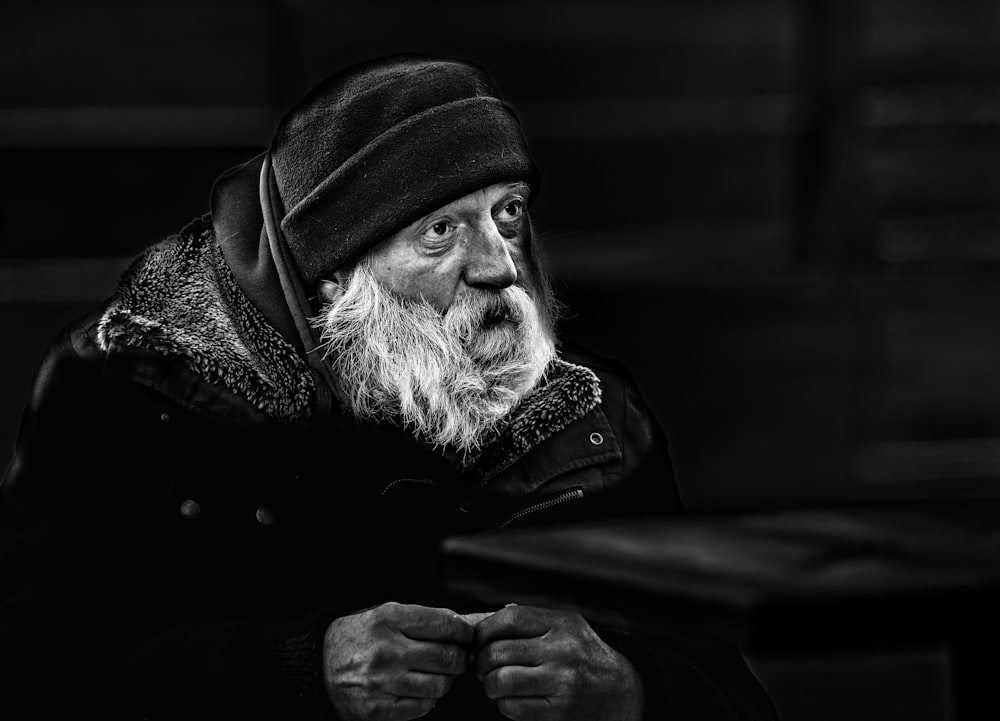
[269,53,541,286]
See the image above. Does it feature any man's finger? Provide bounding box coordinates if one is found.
[405,639,470,675]
[390,696,437,721]
[483,664,555,699]
[476,604,552,646]
[390,671,454,700]
[461,611,495,625]
[475,638,543,679]
[496,696,551,721]
[389,604,475,644]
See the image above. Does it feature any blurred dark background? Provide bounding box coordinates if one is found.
[3,1,999,718]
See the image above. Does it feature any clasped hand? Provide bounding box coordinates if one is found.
[323,602,643,721]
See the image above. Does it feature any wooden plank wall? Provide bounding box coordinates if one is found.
[2,0,1000,518]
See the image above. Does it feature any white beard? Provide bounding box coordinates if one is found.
[312,262,557,455]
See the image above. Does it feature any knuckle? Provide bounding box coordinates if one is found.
[483,670,502,699]
[470,651,488,676]
[474,613,492,637]
[370,604,392,628]
[555,633,580,655]
[439,644,456,670]
[367,700,395,721]
[496,698,524,721]
[447,644,467,672]
[369,642,397,670]
[434,674,453,698]
[381,601,403,619]
[481,642,502,668]
[505,605,523,626]
[496,666,519,697]
[430,614,449,637]
[390,601,412,618]
[413,698,436,719]
[558,665,581,692]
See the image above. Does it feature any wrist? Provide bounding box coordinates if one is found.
[271,609,344,720]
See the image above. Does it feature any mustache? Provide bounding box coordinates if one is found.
[446,287,528,333]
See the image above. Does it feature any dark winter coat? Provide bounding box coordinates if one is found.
[0,217,776,720]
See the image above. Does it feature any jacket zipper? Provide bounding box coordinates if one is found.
[381,480,585,534]
[381,477,437,495]
[493,486,585,532]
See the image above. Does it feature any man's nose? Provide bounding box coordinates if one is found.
[463,222,518,290]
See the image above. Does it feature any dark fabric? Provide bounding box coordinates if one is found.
[0,214,775,719]
[210,151,305,354]
[270,53,541,284]
[0,319,776,721]
[600,628,774,721]
[259,154,339,416]
[97,216,314,424]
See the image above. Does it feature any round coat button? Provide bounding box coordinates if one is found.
[160,413,171,423]
[589,432,604,446]
[179,499,200,519]
[255,507,275,526]
[458,502,472,513]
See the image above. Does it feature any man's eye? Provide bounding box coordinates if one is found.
[425,221,452,239]
[496,199,524,222]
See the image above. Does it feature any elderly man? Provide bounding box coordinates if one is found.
[0,55,775,720]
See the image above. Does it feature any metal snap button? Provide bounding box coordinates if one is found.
[255,507,275,526]
[589,432,604,446]
[458,502,472,513]
[160,413,171,423]
[179,499,200,519]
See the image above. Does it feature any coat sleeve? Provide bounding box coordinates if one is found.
[0,321,340,720]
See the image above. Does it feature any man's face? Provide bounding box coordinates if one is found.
[354,181,531,312]
[314,180,556,452]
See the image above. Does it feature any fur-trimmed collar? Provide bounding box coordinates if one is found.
[98,215,314,423]
[462,359,602,479]
[97,216,602,466]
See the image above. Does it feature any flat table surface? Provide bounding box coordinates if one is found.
[442,498,1000,653]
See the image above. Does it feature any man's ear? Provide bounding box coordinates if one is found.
[317,277,345,304]
[334,268,352,286]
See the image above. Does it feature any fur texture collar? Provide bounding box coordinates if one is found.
[97,216,601,467]
[463,359,602,478]
[98,216,314,423]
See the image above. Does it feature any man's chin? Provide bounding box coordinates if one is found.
[482,317,518,333]
[466,322,522,358]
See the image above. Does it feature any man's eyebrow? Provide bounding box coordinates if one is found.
[415,183,532,225]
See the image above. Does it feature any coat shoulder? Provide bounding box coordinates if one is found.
[559,340,633,377]
[558,341,647,413]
